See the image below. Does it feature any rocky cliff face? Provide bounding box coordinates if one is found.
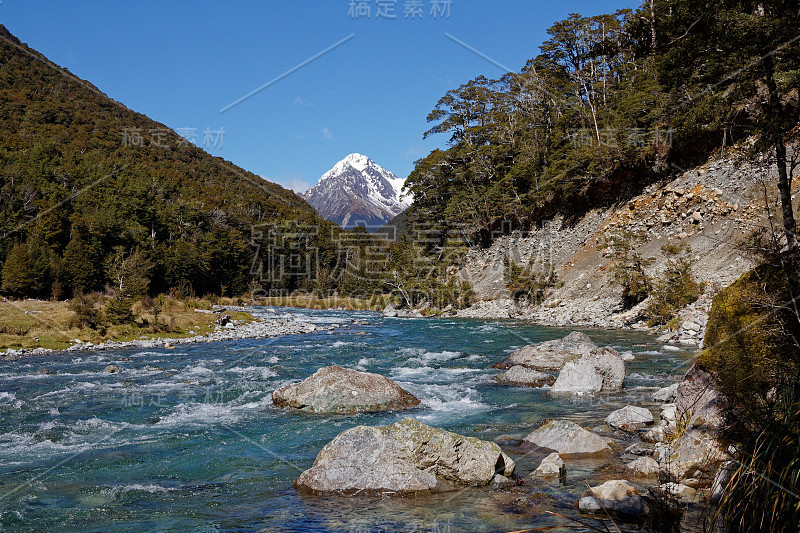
[454,149,780,339]
[302,153,411,231]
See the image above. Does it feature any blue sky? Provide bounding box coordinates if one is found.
[2,0,640,193]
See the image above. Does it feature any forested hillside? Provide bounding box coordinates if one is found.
[0,25,337,300]
[404,0,799,247]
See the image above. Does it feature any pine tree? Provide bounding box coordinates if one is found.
[62,233,99,296]
[1,243,35,297]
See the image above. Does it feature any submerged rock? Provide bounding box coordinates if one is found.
[523,419,611,457]
[579,480,647,519]
[552,347,626,393]
[494,365,555,387]
[295,418,516,495]
[605,405,654,432]
[493,331,598,371]
[491,474,515,489]
[272,366,420,414]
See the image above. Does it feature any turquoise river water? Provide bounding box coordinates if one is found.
[0,307,697,532]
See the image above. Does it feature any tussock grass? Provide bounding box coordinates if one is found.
[0,295,252,352]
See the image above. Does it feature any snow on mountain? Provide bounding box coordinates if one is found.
[302,153,411,231]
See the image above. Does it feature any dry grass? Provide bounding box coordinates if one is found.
[0,295,254,352]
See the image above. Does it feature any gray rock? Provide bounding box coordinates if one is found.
[675,366,723,429]
[624,443,654,456]
[494,366,555,387]
[657,482,699,502]
[626,456,660,477]
[660,403,677,424]
[493,331,598,371]
[642,422,671,443]
[658,428,729,486]
[711,460,736,504]
[655,331,675,343]
[273,366,420,414]
[295,418,515,495]
[605,405,654,432]
[491,474,515,489]
[652,383,679,402]
[579,480,647,519]
[295,425,437,495]
[532,452,566,480]
[523,419,611,457]
[552,347,626,394]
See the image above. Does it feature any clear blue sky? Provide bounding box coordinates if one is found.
[2,0,640,193]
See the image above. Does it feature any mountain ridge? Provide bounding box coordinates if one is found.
[0,24,332,298]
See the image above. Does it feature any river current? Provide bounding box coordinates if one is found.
[0,307,695,532]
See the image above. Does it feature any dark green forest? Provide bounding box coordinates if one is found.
[0,24,339,301]
[404,0,799,247]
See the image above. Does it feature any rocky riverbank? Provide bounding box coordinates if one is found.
[443,151,771,340]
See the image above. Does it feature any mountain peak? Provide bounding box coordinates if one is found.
[321,153,373,181]
[303,155,411,231]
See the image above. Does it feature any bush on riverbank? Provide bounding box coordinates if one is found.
[699,264,800,531]
[645,242,703,325]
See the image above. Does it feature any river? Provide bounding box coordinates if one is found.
[0,307,696,532]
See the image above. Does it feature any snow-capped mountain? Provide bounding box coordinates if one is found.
[302,153,411,231]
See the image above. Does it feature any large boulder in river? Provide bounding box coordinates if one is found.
[494,365,555,387]
[493,331,598,371]
[295,417,516,495]
[605,405,654,432]
[272,366,420,414]
[552,347,626,394]
[295,425,438,494]
[523,419,611,457]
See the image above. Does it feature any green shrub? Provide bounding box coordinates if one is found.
[105,296,134,325]
[699,264,800,531]
[699,264,797,410]
[432,277,475,310]
[504,258,555,304]
[69,292,103,329]
[645,242,702,325]
[604,230,651,309]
